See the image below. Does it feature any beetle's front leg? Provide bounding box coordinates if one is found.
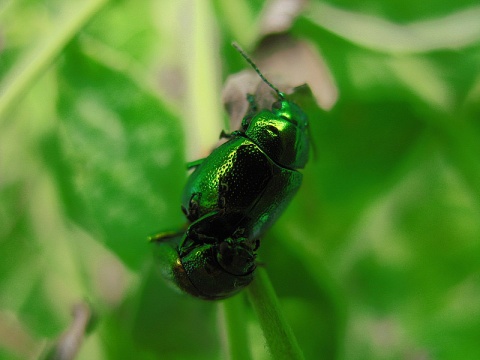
[221,93,258,136]
[178,211,221,255]
[219,129,243,140]
[246,93,258,113]
[218,181,229,214]
[181,192,202,223]
[186,158,205,170]
[241,93,258,130]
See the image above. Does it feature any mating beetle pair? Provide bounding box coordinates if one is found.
[151,44,311,300]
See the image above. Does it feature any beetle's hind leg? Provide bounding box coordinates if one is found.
[149,230,184,243]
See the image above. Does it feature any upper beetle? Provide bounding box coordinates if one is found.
[151,44,310,300]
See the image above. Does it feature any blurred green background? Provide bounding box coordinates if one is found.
[1,0,480,359]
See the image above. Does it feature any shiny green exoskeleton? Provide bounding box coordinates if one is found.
[151,44,310,300]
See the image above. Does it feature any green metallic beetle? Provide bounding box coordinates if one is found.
[151,44,310,300]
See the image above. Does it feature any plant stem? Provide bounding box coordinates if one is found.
[0,0,109,122]
[218,295,252,360]
[183,0,223,160]
[247,268,304,360]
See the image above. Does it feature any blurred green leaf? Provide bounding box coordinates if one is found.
[54,38,185,269]
[1,0,480,359]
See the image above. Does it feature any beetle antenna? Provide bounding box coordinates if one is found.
[232,42,284,99]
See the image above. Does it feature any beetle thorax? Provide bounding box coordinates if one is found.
[245,103,309,169]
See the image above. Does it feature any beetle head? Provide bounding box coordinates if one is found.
[244,100,309,169]
[272,99,308,129]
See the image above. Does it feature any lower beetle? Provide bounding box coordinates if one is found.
[151,44,310,300]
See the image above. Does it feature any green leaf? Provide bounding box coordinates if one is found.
[1,0,480,359]
[54,39,185,269]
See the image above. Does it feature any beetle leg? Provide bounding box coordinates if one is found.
[219,129,244,139]
[186,158,205,170]
[219,130,232,139]
[148,230,184,243]
[232,227,245,238]
[246,93,258,113]
[218,181,229,214]
[179,211,221,254]
[233,229,259,252]
[241,94,258,130]
[183,193,201,222]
